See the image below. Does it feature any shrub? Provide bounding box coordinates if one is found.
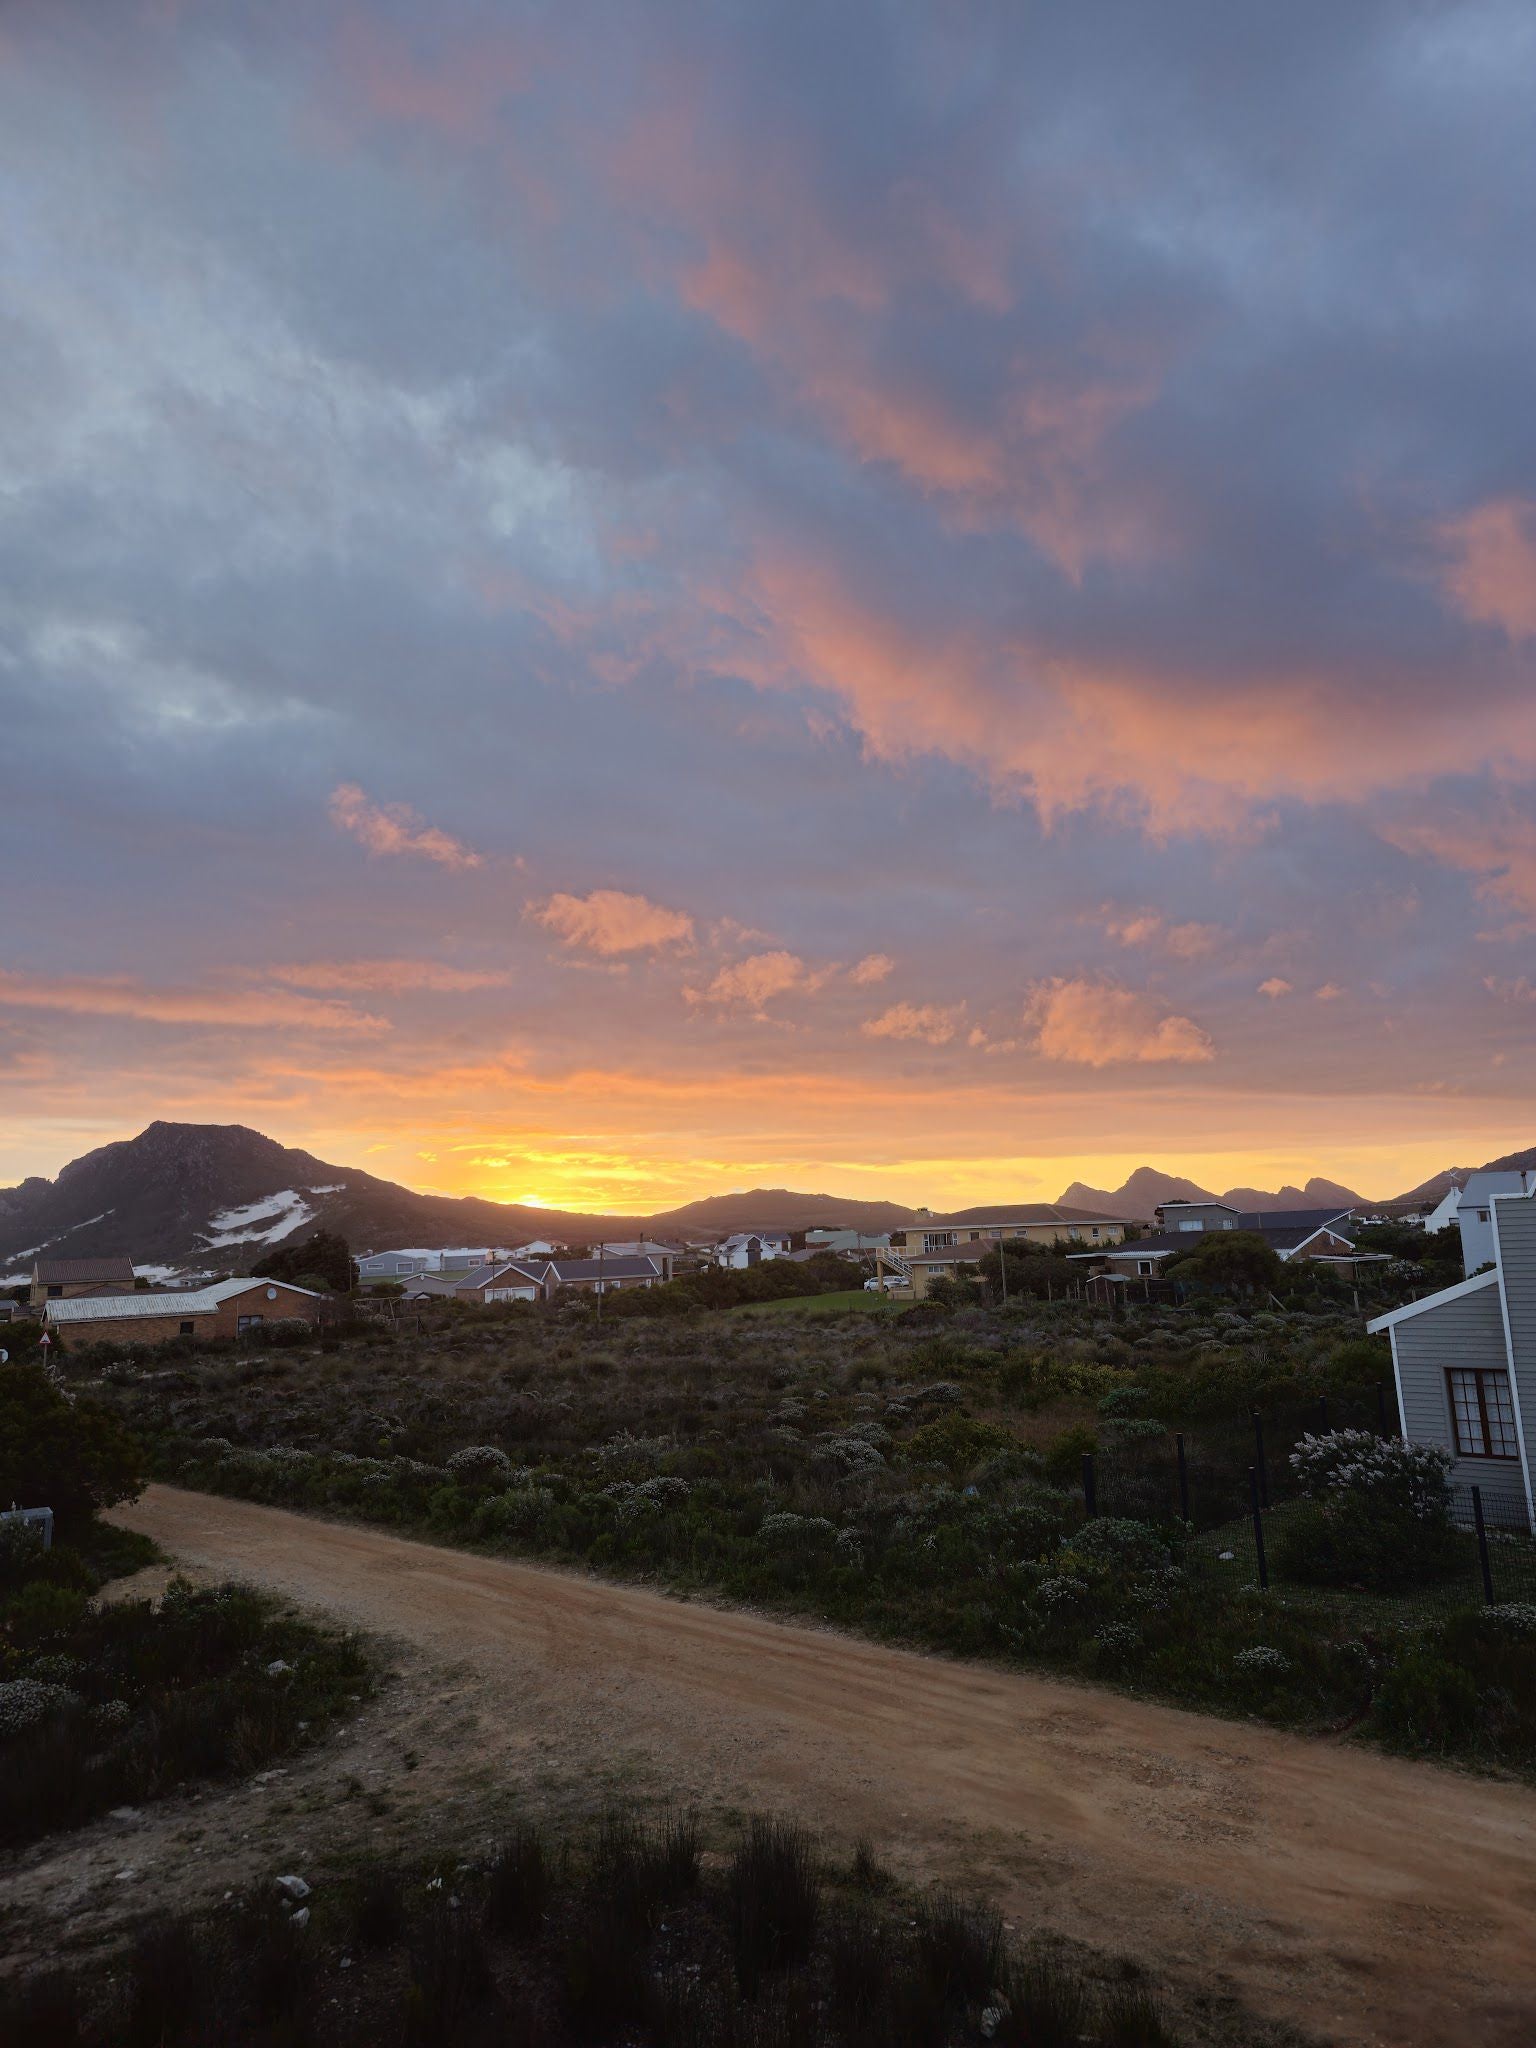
[1290,1429,1452,1519]
[1272,1494,1462,1593]
[728,1818,820,1996]
[486,1822,550,1935]
[904,1413,1020,1474]
[1372,1646,1481,1752]
[446,1444,515,1486]
[0,1363,142,1526]
[1043,1424,1098,1486]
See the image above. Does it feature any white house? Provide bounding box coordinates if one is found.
[1368,1189,1536,1530]
[715,1231,793,1269]
[1424,1171,1536,1276]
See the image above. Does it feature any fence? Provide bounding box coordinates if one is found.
[1081,1401,1536,1616]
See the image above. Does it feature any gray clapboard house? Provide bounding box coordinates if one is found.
[1368,1190,1536,1529]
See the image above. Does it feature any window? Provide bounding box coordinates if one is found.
[47,1284,63,1298]
[923,1232,957,1252]
[179,1321,195,1336]
[1447,1369,1520,1459]
[237,1313,265,1334]
[1178,1220,1203,1232]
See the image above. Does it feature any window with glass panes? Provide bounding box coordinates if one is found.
[1447,1368,1520,1459]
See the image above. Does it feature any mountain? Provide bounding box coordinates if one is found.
[1059,1168,1217,1219]
[0,1123,917,1272]
[1060,1167,1367,1221]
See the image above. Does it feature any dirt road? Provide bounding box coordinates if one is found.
[109,1485,1536,2047]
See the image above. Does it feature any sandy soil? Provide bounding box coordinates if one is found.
[9,1485,1535,2047]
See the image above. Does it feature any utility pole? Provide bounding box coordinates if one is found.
[997,1233,1008,1305]
[596,1239,604,1320]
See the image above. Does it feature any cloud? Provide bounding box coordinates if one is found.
[1026,980,1215,1067]
[0,971,386,1034]
[1382,799,1536,923]
[329,784,483,869]
[1104,910,1221,959]
[1435,500,1536,644]
[689,951,820,1015]
[861,1001,964,1045]
[270,960,511,992]
[1313,982,1343,1001]
[849,953,895,984]
[1258,978,1293,999]
[530,888,695,955]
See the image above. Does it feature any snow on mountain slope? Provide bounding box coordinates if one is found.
[199,1190,317,1248]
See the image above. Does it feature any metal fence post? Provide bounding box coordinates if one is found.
[1175,1431,1190,1523]
[1376,1379,1390,1434]
[1472,1485,1495,1604]
[1317,1394,1330,1434]
[1251,1409,1269,1508]
[1082,1451,1097,1518]
[1248,1466,1269,1590]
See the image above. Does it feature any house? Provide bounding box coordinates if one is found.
[542,1255,661,1296]
[804,1229,890,1258]
[453,1261,547,1304]
[29,1256,137,1306]
[356,1249,436,1281]
[879,1204,1130,1294]
[899,1243,994,1299]
[592,1240,682,1281]
[1073,1207,1373,1279]
[715,1232,793,1269]
[1368,1190,1536,1530]
[1425,1172,1536,1276]
[43,1277,327,1347]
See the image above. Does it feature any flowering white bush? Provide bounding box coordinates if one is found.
[757,1511,836,1546]
[1482,1604,1536,1639]
[1289,1430,1452,1520]
[446,1445,514,1485]
[1233,1645,1291,1675]
[0,1678,79,1739]
[1092,1621,1141,1656]
[814,1434,886,1475]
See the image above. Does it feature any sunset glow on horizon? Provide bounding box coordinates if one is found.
[3,3,1535,1211]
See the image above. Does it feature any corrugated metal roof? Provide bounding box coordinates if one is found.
[43,1277,324,1323]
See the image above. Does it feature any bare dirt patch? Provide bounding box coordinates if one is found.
[8,1485,1534,2048]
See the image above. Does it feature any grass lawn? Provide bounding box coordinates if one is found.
[729,1288,898,1316]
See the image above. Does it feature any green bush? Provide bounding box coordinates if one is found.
[0,1363,142,1527]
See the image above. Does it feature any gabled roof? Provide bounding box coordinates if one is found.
[33,1256,136,1285]
[1367,1268,1501,1333]
[457,1261,546,1290]
[546,1256,660,1282]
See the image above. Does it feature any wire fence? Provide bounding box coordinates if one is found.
[1083,1397,1536,1619]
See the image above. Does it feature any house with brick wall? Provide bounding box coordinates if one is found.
[43,1276,326,1346]
[29,1256,137,1306]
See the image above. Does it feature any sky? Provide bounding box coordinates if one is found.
[2,0,1535,1212]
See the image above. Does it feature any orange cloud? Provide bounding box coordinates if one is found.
[329,784,482,868]
[861,1001,964,1045]
[1104,910,1221,958]
[0,971,386,1034]
[849,953,895,984]
[688,951,821,1015]
[1436,499,1536,643]
[1258,977,1293,999]
[530,888,695,954]
[270,959,511,993]
[1026,979,1214,1067]
[1382,802,1536,923]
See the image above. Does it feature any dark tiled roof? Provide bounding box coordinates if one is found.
[546,1256,659,1282]
[458,1261,546,1290]
[33,1256,136,1285]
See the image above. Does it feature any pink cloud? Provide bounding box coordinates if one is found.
[0,971,386,1034]
[849,953,896,984]
[861,1001,964,1045]
[1435,499,1536,643]
[1383,801,1536,924]
[329,784,483,869]
[530,888,695,955]
[688,951,822,1015]
[1026,979,1214,1066]
[1258,977,1293,999]
[1104,909,1221,958]
[271,959,511,993]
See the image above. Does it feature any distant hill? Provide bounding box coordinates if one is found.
[1062,1168,1366,1220]
[0,1123,916,1271]
[1059,1168,1217,1219]
[4,1120,1532,1273]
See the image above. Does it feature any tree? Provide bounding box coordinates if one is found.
[1161,1230,1285,1295]
[0,1363,143,1527]
[976,1241,1071,1300]
[253,1229,356,1295]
